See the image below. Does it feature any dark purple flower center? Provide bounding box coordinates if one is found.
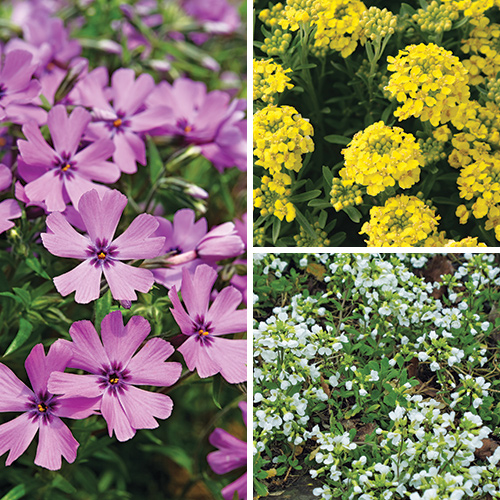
[168,246,182,255]
[98,362,131,394]
[192,315,214,345]
[55,152,77,178]
[28,391,59,424]
[106,111,129,135]
[87,238,118,268]
[177,118,194,134]
[0,83,6,101]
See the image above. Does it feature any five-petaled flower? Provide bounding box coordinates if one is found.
[48,311,182,442]
[0,342,98,470]
[41,188,165,303]
[169,264,247,383]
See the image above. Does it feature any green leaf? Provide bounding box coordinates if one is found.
[322,165,334,185]
[295,208,316,239]
[147,136,164,183]
[272,217,281,244]
[329,232,347,246]
[0,291,24,305]
[25,257,51,280]
[94,290,112,330]
[51,475,77,495]
[4,318,33,356]
[400,3,417,16]
[343,205,362,223]
[12,288,31,308]
[253,478,268,496]
[289,190,321,203]
[0,485,29,500]
[211,373,223,410]
[308,200,331,209]
[324,134,351,145]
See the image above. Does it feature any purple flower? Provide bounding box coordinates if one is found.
[17,105,120,212]
[41,189,165,304]
[48,311,182,442]
[147,78,246,171]
[74,68,171,174]
[0,342,98,470]
[0,199,22,235]
[0,48,41,124]
[0,163,12,191]
[182,0,241,35]
[207,401,247,500]
[152,208,244,289]
[168,264,246,383]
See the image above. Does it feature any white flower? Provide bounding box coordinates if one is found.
[369,370,379,381]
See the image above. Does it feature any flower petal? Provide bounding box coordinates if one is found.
[0,363,32,412]
[0,199,22,234]
[35,416,79,470]
[207,429,246,474]
[41,211,90,259]
[18,120,57,167]
[127,338,182,386]
[112,131,145,174]
[63,172,109,210]
[112,69,154,116]
[112,213,164,260]
[101,390,135,442]
[118,386,173,430]
[168,286,195,336]
[24,169,66,212]
[0,413,39,466]
[48,372,103,399]
[206,286,245,335]
[103,261,154,301]
[66,319,109,372]
[48,105,90,157]
[181,264,217,319]
[53,260,103,304]
[77,189,127,244]
[101,311,150,365]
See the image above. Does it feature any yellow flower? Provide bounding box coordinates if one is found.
[340,121,423,196]
[359,6,397,44]
[253,176,296,222]
[360,195,440,246]
[313,0,367,58]
[278,0,322,31]
[456,204,470,224]
[275,199,296,222]
[330,177,363,211]
[424,232,486,247]
[385,43,470,127]
[253,105,314,175]
[253,59,293,104]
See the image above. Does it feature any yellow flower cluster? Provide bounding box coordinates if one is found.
[461,17,500,85]
[486,78,500,107]
[312,0,367,58]
[278,0,322,31]
[253,105,314,175]
[253,227,266,246]
[340,121,424,196]
[442,0,495,17]
[413,1,459,33]
[254,59,293,104]
[360,195,440,246]
[253,176,296,222]
[424,232,487,247]
[456,153,500,230]
[385,43,470,127]
[329,178,363,211]
[293,221,330,246]
[259,4,293,57]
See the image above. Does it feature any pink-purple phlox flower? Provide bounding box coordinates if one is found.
[152,208,244,289]
[147,78,246,171]
[169,264,247,384]
[48,311,182,442]
[0,342,98,470]
[0,199,22,235]
[18,104,120,212]
[41,189,165,304]
[207,401,247,500]
[74,67,171,174]
[0,48,41,124]
[182,0,241,35]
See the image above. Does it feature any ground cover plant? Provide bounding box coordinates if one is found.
[0,0,247,499]
[254,252,500,499]
[253,0,500,247]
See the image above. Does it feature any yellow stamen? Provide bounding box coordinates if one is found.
[62,164,71,172]
[198,329,209,336]
[37,403,47,412]
[113,118,122,128]
[98,251,106,260]
[109,376,119,384]
[184,125,192,133]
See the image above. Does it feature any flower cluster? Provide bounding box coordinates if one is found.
[412,1,459,33]
[360,195,440,246]
[340,121,424,196]
[254,253,500,499]
[253,59,293,104]
[329,177,363,212]
[386,43,470,127]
